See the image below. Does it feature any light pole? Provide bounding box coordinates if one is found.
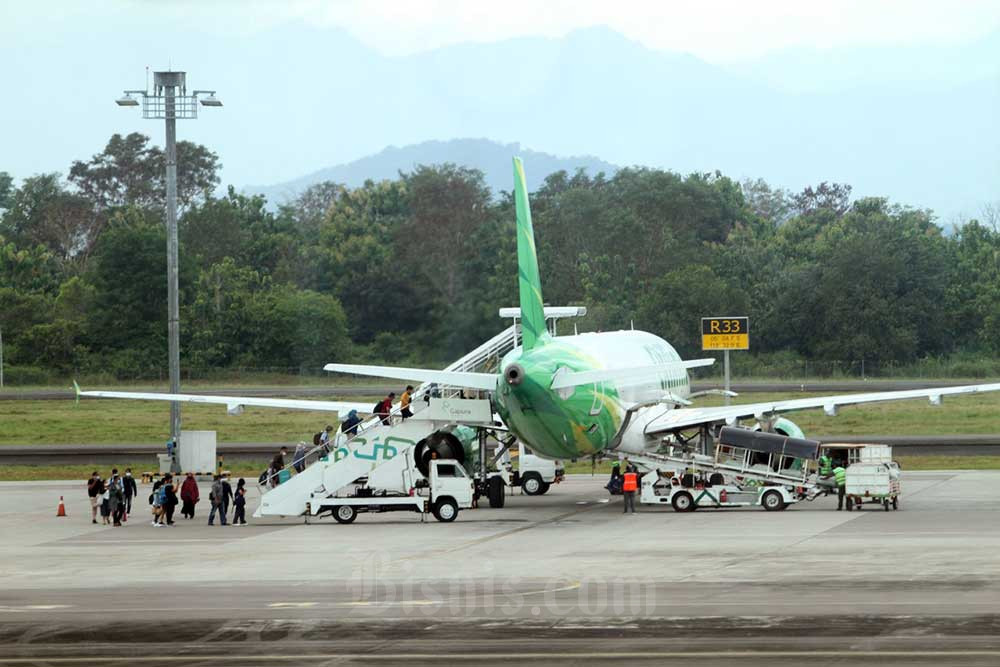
[116,71,221,453]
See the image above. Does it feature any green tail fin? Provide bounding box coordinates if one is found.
[513,157,547,350]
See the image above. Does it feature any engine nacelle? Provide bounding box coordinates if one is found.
[752,417,806,439]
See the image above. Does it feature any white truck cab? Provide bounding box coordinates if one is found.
[311,458,474,524]
[509,444,564,496]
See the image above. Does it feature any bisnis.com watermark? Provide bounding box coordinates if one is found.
[342,555,658,616]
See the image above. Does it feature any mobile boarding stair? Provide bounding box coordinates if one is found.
[253,325,518,518]
[625,427,826,512]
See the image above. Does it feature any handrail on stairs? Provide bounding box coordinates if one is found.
[257,324,518,490]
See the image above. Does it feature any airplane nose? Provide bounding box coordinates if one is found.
[504,363,525,386]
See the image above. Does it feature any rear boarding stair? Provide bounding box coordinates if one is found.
[253,325,519,518]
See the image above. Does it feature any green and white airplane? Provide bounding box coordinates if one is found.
[81,158,1000,463]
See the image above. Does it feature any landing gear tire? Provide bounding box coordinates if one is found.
[432,498,458,523]
[333,505,357,524]
[671,491,694,513]
[522,473,544,496]
[762,490,786,512]
[892,497,899,510]
[883,499,890,511]
[487,476,506,508]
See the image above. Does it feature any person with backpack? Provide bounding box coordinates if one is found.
[180,472,200,519]
[207,475,227,526]
[87,471,102,524]
[341,410,362,437]
[375,392,395,425]
[150,480,165,527]
[108,471,125,527]
[269,447,287,488]
[232,478,248,526]
[318,424,334,453]
[162,474,178,525]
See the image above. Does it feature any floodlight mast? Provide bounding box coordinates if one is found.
[116,72,221,458]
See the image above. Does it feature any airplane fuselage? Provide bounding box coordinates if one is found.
[494,330,689,460]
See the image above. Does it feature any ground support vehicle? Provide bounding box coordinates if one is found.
[820,444,901,511]
[624,427,825,512]
[308,458,474,523]
[504,445,565,496]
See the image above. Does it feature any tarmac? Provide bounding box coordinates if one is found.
[1,471,999,665]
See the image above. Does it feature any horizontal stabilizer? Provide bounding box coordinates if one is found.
[324,364,498,391]
[550,359,715,390]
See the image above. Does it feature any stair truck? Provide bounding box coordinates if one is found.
[311,457,475,524]
[636,427,824,512]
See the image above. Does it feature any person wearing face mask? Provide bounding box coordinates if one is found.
[122,468,138,518]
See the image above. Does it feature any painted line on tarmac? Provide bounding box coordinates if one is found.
[3,650,1000,663]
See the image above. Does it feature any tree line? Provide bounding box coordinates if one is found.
[1,133,998,383]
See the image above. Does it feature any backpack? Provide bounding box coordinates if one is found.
[211,480,224,505]
[258,470,268,485]
[373,401,383,414]
[313,432,322,446]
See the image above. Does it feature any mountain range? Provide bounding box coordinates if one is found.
[247,139,618,204]
[2,20,997,220]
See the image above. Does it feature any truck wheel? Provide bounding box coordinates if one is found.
[762,490,785,512]
[333,505,357,524]
[488,476,506,508]
[432,498,458,522]
[522,473,544,496]
[536,481,551,495]
[671,491,694,512]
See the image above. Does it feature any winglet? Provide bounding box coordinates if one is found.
[513,157,547,350]
[72,380,81,406]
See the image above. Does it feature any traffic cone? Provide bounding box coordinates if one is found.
[57,496,67,517]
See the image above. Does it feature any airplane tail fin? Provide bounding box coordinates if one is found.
[513,157,547,350]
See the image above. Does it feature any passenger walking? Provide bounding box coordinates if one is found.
[232,478,247,526]
[150,480,164,526]
[99,479,111,525]
[400,385,414,419]
[207,475,227,525]
[833,461,848,510]
[293,441,308,473]
[221,475,234,521]
[87,471,102,524]
[123,469,138,517]
[375,393,395,425]
[269,447,287,488]
[180,472,200,519]
[319,425,335,453]
[108,471,125,527]
[162,474,178,525]
[341,410,362,437]
[622,464,639,514]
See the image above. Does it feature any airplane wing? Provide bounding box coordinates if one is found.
[644,382,1000,433]
[323,364,499,391]
[76,385,372,416]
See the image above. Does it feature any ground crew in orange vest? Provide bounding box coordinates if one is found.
[622,464,638,513]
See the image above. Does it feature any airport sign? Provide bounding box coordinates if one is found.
[702,316,749,350]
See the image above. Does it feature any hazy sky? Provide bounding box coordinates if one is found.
[1,0,998,218]
[5,0,999,61]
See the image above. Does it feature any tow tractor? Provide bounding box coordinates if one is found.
[633,427,824,512]
[309,457,474,524]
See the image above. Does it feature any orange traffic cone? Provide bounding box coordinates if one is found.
[57,496,67,517]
